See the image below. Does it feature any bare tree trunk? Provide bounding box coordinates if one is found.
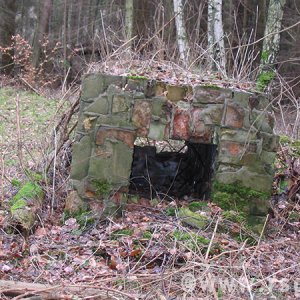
[173,0,189,65]
[125,0,134,43]
[207,0,226,75]
[63,0,68,79]
[32,0,53,68]
[257,0,286,91]
[76,0,84,45]
[0,0,17,73]
[260,0,286,66]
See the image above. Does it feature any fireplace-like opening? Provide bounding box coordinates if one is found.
[129,140,217,200]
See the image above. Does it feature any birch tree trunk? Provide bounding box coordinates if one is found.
[260,0,286,66]
[257,0,286,91]
[207,0,226,75]
[173,0,189,65]
[125,0,134,43]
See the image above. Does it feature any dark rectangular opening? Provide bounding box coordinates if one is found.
[129,141,217,200]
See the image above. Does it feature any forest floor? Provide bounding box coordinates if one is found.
[0,76,300,300]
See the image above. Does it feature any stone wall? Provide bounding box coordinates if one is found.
[70,73,279,213]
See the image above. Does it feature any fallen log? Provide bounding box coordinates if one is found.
[0,280,137,300]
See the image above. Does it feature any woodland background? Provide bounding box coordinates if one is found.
[0,0,299,93]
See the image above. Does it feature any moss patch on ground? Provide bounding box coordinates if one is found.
[178,207,209,229]
[91,179,112,196]
[212,182,270,235]
[10,181,43,214]
[212,182,269,212]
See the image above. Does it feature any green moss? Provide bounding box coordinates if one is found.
[172,230,210,245]
[212,182,269,209]
[280,135,291,145]
[91,179,111,196]
[111,228,134,239]
[142,231,152,239]
[63,209,95,229]
[222,210,246,224]
[201,84,221,90]
[25,170,43,181]
[10,198,27,213]
[11,179,22,188]
[11,182,43,205]
[260,51,269,64]
[128,75,148,80]
[256,70,275,91]
[178,207,209,229]
[169,230,220,253]
[188,201,208,212]
[288,211,300,222]
[212,182,270,219]
[165,207,176,216]
[212,182,270,237]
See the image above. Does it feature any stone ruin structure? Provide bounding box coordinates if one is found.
[70,73,279,220]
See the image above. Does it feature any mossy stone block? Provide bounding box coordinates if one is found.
[81,74,125,101]
[70,135,92,180]
[151,97,167,116]
[198,104,224,125]
[126,78,149,93]
[112,94,130,113]
[215,166,273,194]
[65,190,89,214]
[260,150,277,165]
[250,109,274,134]
[193,85,232,104]
[178,207,209,229]
[10,182,44,230]
[88,141,133,186]
[219,128,257,143]
[84,95,110,115]
[258,132,279,152]
[167,85,187,102]
[148,121,166,140]
[232,91,251,108]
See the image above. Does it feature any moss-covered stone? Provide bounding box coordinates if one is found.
[65,190,89,214]
[112,94,130,113]
[212,182,270,234]
[232,91,251,108]
[188,201,209,212]
[84,95,110,115]
[70,135,92,180]
[148,121,167,140]
[125,77,149,93]
[193,85,232,104]
[249,109,274,134]
[88,141,133,186]
[178,207,209,229]
[10,181,44,230]
[81,74,125,101]
[91,179,112,196]
[222,210,246,224]
[167,85,187,102]
[215,165,273,194]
